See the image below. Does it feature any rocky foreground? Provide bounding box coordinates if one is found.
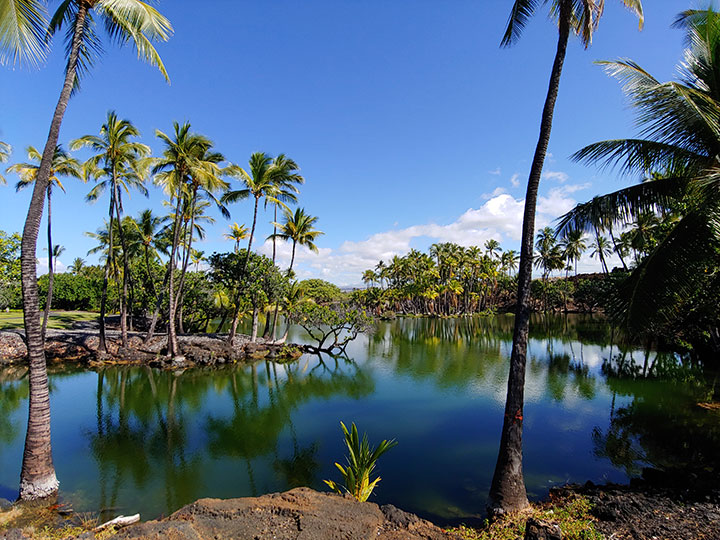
[114,488,457,540]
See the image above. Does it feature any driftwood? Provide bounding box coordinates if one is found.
[94,513,140,532]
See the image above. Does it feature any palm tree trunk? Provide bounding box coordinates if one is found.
[228,196,260,343]
[270,239,297,339]
[173,189,197,321]
[272,204,277,263]
[113,179,129,347]
[251,305,259,342]
[99,194,115,353]
[488,3,570,516]
[144,264,170,343]
[41,185,53,341]
[608,224,628,271]
[19,2,90,501]
[167,194,184,358]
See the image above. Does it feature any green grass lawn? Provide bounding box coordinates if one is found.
[0,310,97,330]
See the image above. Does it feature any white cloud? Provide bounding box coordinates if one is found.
[543,170,569,183]
[261,187,592,287]
[489,167,501,176]
[509,173,521,188]
[36,258,67,276]
[481,186,507,200]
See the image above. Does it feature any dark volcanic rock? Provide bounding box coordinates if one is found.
[118,487,459,540]
[524,517,562,540]
[553,476,720,540]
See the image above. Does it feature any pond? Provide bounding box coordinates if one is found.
[0,314,718,525]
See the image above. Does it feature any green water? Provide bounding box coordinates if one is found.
[0,314,717,525]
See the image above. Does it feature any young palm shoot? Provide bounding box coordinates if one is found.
[324,422,397,502]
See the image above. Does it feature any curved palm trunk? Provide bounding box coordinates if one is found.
[488,6,570,516]
[41,185,53,341]
[228,196,260,343]
[19,3,89,501]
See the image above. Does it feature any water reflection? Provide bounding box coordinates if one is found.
[0,315,718,523]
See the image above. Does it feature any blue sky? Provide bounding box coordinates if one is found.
[0,1,695,285]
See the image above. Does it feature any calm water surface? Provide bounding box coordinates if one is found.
[0,315,717,524]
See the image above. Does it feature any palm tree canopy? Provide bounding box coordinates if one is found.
[8,145,82,192]
[73,112,150,204]
[154,122,229,211]
[270,207,324,253]
[48,0,173,89]
[502,0,643,48]
[0,0,48,67]
[225,222,249,242]
[560,8,720,333]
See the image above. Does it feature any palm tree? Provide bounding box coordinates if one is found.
[68,257,85,275]
[265,154,304,263]
[225,222,249,253]
[49,244,64,269]
[9,145,81,338]
[489,0,644,514]
[16,3,170,499]
[590,236,611,274]
[501,249,520,276]
[0,0,48,68]
[484,239,501,259]
[559,228,587,276]
[269,207,324,273]
[557,9,720,338]
[73,112,150,350]
[222,152,277,343]
[267,207,323,338]
[154,122,228,357]
[191,249,205,272]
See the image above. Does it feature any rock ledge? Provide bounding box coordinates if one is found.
[117,487,459,540]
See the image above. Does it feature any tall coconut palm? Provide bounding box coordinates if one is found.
[559,228,587,276]
[489,0,644,514]
[0,0,48,68]
[269,207,324,274]
[154,122,228,357]
[73,112,150,350]
[265,154,304,263]
[222,152,277,343]
[225,222,249,253]
[8,145,81,339]
[590,235,612,274]
[16,0,170,501]
[267,207,324,339]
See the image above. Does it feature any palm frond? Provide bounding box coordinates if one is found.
[609,205,720,333]
[501,0,543,47]
[0,0,48,67]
